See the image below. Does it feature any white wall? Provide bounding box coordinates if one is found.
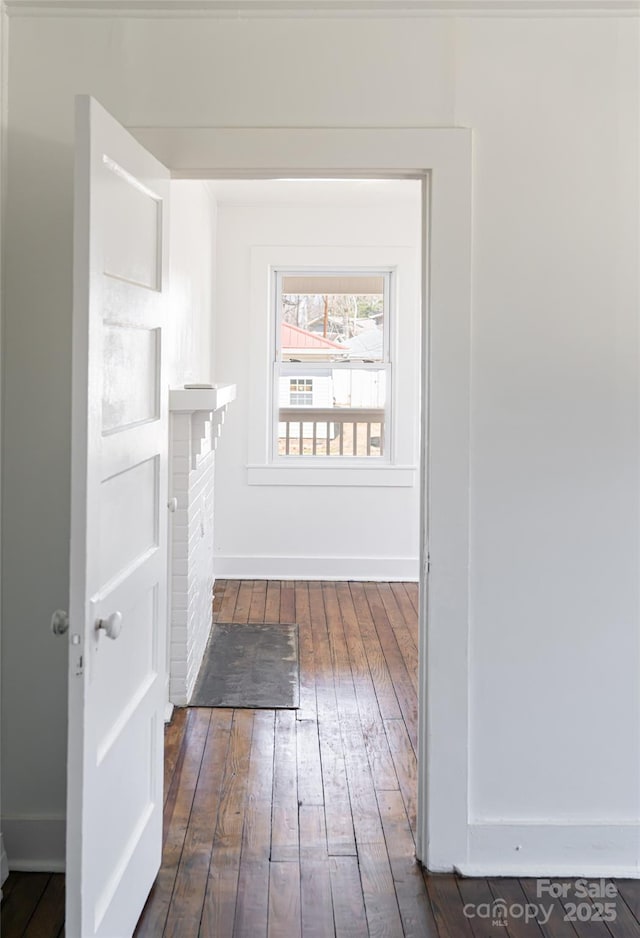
[456,19,639,870]
[212,183,421,580]
[167,180,216,388]
[1,8,638,874]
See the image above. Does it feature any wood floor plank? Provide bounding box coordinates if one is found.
[384,717,417,833]
[615,881,640,923]
[340,715,386,847]
[330,855,369,938]
[265,580,282,623]
[309,581,357,855]
[603,889,640,938]
[333,583,400,795]
[402,581,420,618]
[555,890,616,938]
[21,873,65,938]
[232,711,275,938]
[1,870,19,902]
[135,708,212,937]
[271,709,300,862]
[301,859,334,938]
[163,706,188,804]
[299,804,329,860]
[0,872,51,938]
[299,805,334,937]
[487,878,545,938]
[363,582,418,750]
[280,581,296,624]
[294,581,317,721]
[248,580,268,623]
[377,789,438,937]
[200,845,244,938]
[424,874,476,938]
[212,578,225,618]
[268,861,302,938]
[348,582,402,721]
[518,879,579,938]
[334,582,387,724]
[241,710,276,861]
[296,718,324,807]
[317,717,357,857]
[232,860,270,938]
[232,580,255,624]
[361,712,400,793]
[389,582,420,646]
[163,709,234,938]
[322,581,359,720]
[359,840,405,937]
[456,877,512,938]
[199,709,254,937]
[216,580,241,623]
[308,581,338,720]
[374,582,419,682]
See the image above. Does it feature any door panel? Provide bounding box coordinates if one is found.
[68,95,170,938]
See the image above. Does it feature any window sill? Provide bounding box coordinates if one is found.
[246,463,417,487]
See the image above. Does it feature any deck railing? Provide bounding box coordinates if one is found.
[278,407,385,457]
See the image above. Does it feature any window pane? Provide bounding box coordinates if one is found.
[280,275,385,363]
[277,368,387,457]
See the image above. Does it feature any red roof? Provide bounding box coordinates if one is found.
[281,322,344,350]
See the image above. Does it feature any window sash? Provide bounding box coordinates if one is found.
[272,360,392,462]
[274,268,391,365]
[272,267,393,462]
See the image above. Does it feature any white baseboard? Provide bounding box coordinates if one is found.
[1,833,9,885]
[2,816,65,872]
[458,822,640,878]
[214,554,419,581]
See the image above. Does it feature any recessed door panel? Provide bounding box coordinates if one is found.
[99,457,158,588]
[102,325,160,433]
[93,585,159,763]
[102,156,161,290]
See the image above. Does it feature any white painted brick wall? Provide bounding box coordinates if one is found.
[169,412,216,705]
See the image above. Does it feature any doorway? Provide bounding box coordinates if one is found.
[137,124,472,870]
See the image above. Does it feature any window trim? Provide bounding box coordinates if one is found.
[247,244,419,487]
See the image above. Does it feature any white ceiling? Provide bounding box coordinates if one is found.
[205,178,421,205]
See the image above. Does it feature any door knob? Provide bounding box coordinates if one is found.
[96,611,123,640]
[51,610,69,636]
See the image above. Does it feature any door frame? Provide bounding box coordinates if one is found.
[134,127,472,871]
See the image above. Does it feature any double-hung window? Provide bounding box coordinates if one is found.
[273,270,391,460]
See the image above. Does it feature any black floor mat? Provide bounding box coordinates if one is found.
[190,622,300,709]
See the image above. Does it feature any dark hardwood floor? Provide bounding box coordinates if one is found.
[2,580,639,937]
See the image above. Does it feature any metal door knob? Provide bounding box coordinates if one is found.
[96,611,123,640]
[51,610,69,636]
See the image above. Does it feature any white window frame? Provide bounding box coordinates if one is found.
[272,267,393,465]
[246,244,419,488]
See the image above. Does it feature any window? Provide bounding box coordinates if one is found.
[273,270,391,459]
[289,378,313,407]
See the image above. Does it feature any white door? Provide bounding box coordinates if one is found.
[67,96,170,938]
